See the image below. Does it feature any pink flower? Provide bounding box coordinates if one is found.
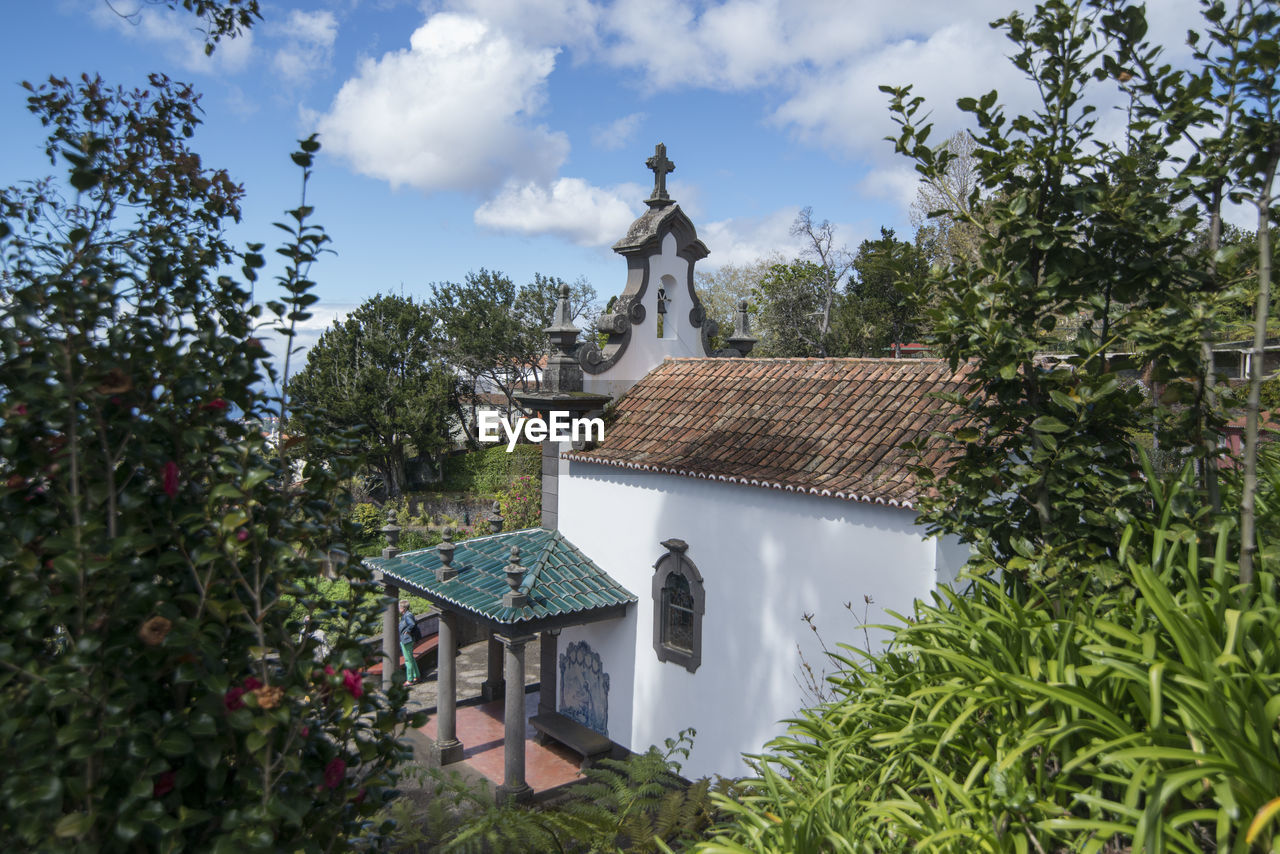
[324,665,335,677]
[236,529,249,542]
[153,771,176,797]
[342,669,363,699]
[224,686,247,711]
[300,725,310,738]
[201,398,229,412]
[162,461,180,499]
[243,676,262,691]
[324,757,346,789]
[13,404,27,416]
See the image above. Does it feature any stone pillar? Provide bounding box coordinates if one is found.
[381,580,399,693]
[481,634,505,701]
[378,511,402,694]
[541,441,559,530]
[496,633,534,803]
[539,629,559,715]
[435,611,464,765]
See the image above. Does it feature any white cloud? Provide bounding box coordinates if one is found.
[591,112,646,150]
[89,3,255,74]
[772,20,1022,159]
[273,9,339,83]
[315,13,568,193]
[434,0,601,52]
[474,178,643,245]
[859,164,924,213]
[700,207,807,267]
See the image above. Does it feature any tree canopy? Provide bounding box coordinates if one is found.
[287,293,453,497]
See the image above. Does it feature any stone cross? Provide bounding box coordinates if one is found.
[645,143,675,206]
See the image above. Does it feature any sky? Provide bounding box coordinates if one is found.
[2,0,1209,360]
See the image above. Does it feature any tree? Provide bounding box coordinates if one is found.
[1174,0,1280,589]
[514,273,599,342]
[106,0,261,54]
[829,227,931,357]
[751,260,830,357]
[0,77,415,851]
[694,256,781,351]
[433,270,598,444]
[790,207,853,356]
[287,294,454,497]
[910,131,985,270]
[886,0,1226,584]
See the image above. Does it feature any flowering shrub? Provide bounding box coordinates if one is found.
[0,77,417,851]
[497,474,542,530]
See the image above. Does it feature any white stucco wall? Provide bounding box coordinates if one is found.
[585,232,705,400]
[556,458,966,780]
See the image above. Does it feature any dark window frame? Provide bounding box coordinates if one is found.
[651,539,704,672]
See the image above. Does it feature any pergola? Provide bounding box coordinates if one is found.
[364,519,635,802]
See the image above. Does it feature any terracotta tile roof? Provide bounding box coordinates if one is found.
[565,358,972,508]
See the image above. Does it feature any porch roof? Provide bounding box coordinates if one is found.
[363,528,635,629]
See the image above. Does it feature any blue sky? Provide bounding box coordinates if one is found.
[3,0,1204,358]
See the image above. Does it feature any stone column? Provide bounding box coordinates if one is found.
[541,441,559,530]
[496,633,534,803]
[539,629,559,715]
[380,579,399,693]
[435,611,464,765]
[481,634,505,701]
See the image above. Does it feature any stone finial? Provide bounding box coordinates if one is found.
[487,501,504,534]
[645,143,675,208]
[503,546,528,608]
[436,527,457,582]
[725,299,758,357]
[544,284,584,394]
[381,506,401,559]
[505,547,524,590]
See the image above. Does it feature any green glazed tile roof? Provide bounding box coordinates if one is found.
[363,528,636,625]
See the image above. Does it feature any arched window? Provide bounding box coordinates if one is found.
[652,539,704,672]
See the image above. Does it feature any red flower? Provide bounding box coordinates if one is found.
[324,757,346,789]
[243,676,262,691]
[300,725,310,738]
[13,404,27,416]
[153,771,176,797]
[324,665,335,677]
[354,787,367,804]
[342,669,363,699]
[162,461,179,499]
[201,398,228,412]
[224,686,247,711]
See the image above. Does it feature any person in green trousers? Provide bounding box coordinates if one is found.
[398,600,421,685]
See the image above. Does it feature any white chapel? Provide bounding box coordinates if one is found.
[367,144,970,798]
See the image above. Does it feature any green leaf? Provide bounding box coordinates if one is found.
[1030,416,1068,433]
[54,812,92,839]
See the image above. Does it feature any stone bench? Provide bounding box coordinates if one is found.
[528,712,613,770]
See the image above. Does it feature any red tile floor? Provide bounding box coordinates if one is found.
[420,690,585,793]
